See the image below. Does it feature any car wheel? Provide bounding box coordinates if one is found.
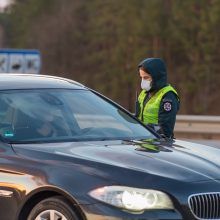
[27,196,79,220]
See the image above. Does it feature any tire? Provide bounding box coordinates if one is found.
[27,196,80,220]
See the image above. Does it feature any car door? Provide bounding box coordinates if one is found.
[0,142,23,220]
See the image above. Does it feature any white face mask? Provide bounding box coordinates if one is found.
[141,78,152,91]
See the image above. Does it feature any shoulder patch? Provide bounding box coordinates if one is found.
[163,102,172,112]
[162,98,173,103]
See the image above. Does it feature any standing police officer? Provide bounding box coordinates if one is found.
[136,58,180,138]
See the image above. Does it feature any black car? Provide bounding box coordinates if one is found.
[0,74,220,220]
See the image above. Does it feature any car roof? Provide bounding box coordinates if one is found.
[0,73,86,90]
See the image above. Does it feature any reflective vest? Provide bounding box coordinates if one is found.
[138,85,178,124]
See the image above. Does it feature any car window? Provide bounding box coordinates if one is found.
[0,89,155,143]
[66,93,131,132]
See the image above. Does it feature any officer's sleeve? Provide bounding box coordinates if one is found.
[158,91,179,138]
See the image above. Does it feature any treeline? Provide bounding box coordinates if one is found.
[1,0,220,115]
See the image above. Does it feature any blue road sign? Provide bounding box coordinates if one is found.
[0,49,41,74]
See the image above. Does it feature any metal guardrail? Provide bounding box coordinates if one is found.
[174,115,220,139]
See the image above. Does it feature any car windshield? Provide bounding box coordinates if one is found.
[0,89,155,143]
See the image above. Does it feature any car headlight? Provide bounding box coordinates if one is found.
[88,186,174,212]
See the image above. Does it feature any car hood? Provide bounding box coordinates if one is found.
[12,139,220,183]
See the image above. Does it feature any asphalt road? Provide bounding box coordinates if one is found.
[182,139,220,149]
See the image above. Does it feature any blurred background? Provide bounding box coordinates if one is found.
[1,0,220,143]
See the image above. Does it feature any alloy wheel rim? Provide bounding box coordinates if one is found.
[35,209,68,220]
